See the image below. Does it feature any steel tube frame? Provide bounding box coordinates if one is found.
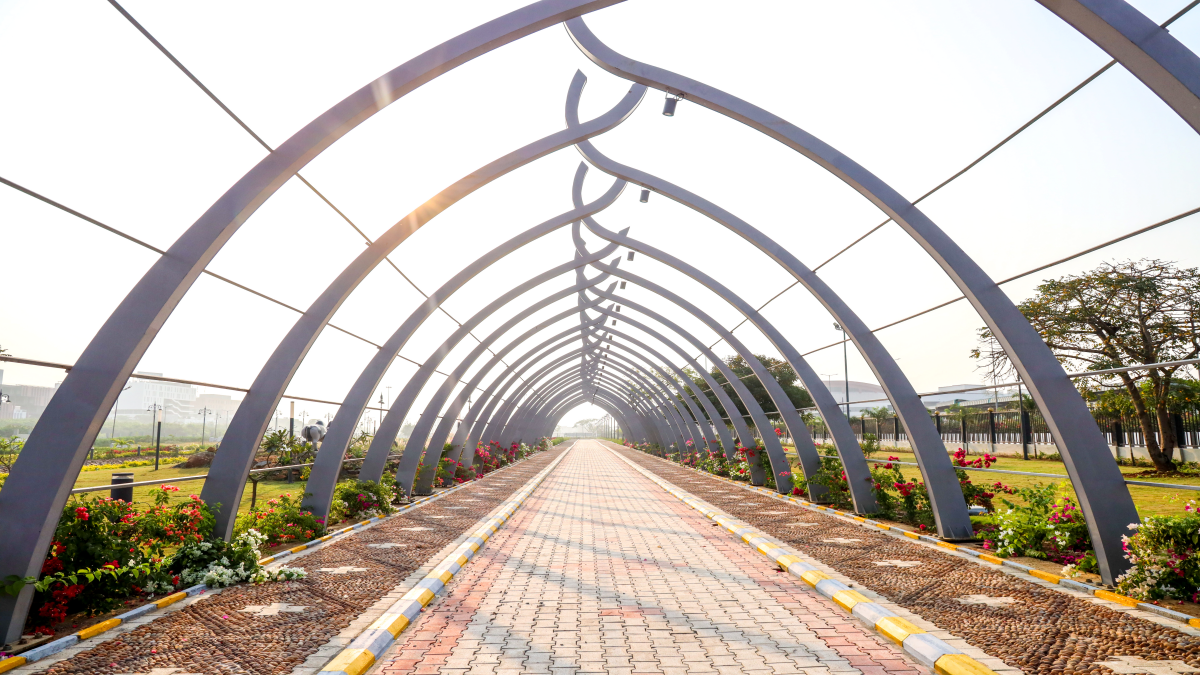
[579,215,874,510]
[203,73,643,537]
[568,19,1140,570]
[1033,0,1200,136]
[303,162,628,518]
[491,339,684,447]
[503,335,695,447]
[0,1,631,639]
[399,275,618,496]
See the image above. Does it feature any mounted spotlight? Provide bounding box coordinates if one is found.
[663,92,683,116]
[639,189,649,203]
[627,251,635,261]
[619,281,626,289]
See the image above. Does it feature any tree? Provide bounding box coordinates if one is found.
[972,259,1199,471]
[864,406,892,421]
[692,355,814,421]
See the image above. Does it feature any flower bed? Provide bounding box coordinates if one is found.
[2,485,304,638]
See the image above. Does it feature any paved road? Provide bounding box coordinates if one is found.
[373,440,926,675]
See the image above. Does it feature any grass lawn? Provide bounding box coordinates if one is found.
[783,446,1200,517]
[71,463,312,516]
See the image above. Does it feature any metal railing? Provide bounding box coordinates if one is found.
[70,453,404,494]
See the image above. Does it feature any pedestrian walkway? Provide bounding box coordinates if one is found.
[372,441,926,675]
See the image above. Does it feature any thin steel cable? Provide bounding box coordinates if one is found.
[682,204,1200,392]
[699,0,1200,357]
[104,0,521,381]
[0,176,505,400]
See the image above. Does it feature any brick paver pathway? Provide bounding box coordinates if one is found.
[374,441,926,675]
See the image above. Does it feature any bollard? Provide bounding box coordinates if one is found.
[110,472,135,504]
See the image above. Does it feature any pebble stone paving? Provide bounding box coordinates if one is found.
[611,444,1200,675]
[371,440,929,675]
[24,448,565,675]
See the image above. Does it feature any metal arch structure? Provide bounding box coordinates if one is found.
[0,0,631,639]
[8,0,1200,636]
[1032,0,1200,135]
[302,162,629,520]
[497,332,699,448]
[576,205,876,511]
[203,74,645,539]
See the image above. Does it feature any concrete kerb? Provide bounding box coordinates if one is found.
[605,446,1018,675]
[0,447,557,674]
[318,443,574,675]
[618,445,1200,639]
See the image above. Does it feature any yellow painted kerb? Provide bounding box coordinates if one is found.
[0,656,27,673]
[935,653,1000,675]
[321,647,376,675]
[155,591,187,608]
[370,612,411,638]
[1095,589,1140,607]
[875,616,925,645]
[799,570,830,587]
[1028,569,1062,584]
[77,617,122,640]
[832,589,872,612]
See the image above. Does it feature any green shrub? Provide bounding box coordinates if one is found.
[1117,503,1200,600]
[974,482,1095,573]
[234,492,325,545]
[332,479,396,521]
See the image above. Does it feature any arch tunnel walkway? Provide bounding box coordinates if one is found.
[15,441,1200,675]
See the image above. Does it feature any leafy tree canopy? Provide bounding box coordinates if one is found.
[972,259,1199,470]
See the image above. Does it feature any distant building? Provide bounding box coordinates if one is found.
[819,380,1014,415]
[193,393,241,417]
[116,372,197,422]
[0,378,59,420]
[821,380,887,414]
[920,385,1009,411]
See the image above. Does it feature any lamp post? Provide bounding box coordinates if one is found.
[833,323,850,418]
[110,385,132,442]
[198,407,212,446]
[147,403,162,470]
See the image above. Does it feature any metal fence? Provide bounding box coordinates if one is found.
[742,408,1200,454]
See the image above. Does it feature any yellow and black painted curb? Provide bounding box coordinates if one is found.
[670,456,1200,633]
[608,447,1005,675]
[317,445,572,675]
[0,450,554,674]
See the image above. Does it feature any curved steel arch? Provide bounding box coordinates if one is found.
[569,236,799,493]
[568,20,1138,572]
[400,277,626,496]
[578,211,875,511]
[490,335,688,448]
[386,266,616,496]
[440,316,629,469]
[511,336,697,447]
[313,264,616,514]
[202,74,644,537]
[303,162,627,517]
[0,1,629,638]
[505,323,702,447]
[1033,0,1200,135]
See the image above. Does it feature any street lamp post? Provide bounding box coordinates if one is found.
[833,324,850,419]
[147,403,162,470]
[198,407,212,447]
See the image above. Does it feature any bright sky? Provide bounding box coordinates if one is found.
[2,0,1199,434]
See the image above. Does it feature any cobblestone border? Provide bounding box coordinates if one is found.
[607,446,1014,675]
[0,451,551,674]
[317,444,573,675]
[649,453,1200,637]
